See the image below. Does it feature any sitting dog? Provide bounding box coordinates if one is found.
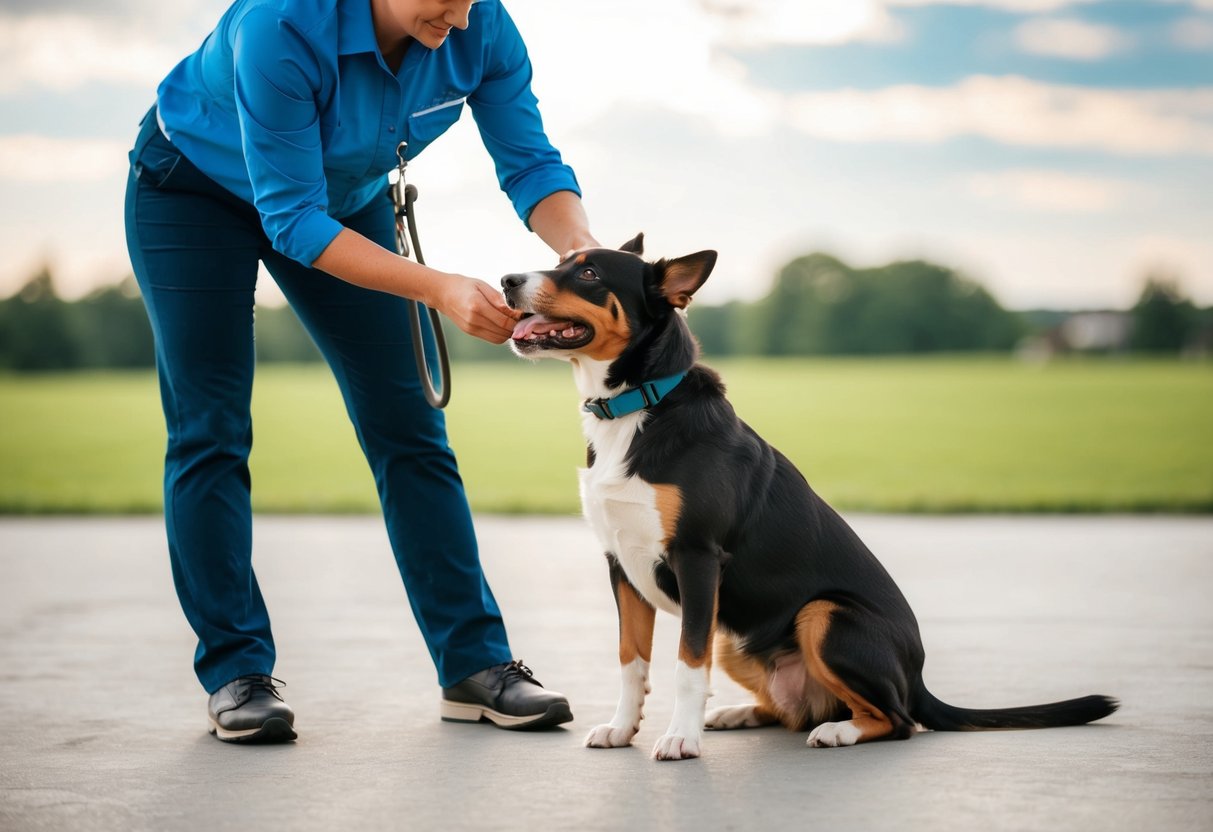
[501,234,1117,761]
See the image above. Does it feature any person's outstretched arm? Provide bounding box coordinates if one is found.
[312,229,520,344]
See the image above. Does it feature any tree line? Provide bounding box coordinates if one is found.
[0,255,1206,372]
[0,269,325,371]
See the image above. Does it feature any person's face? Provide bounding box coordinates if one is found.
[386,0,474,49]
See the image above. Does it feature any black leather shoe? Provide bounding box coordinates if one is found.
[441,660,573,730]
[207,675,297,743]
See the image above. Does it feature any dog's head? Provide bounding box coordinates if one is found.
[501,234,717,369]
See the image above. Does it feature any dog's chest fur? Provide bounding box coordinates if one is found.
[578,411,681,617]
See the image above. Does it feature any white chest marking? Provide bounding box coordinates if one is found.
[574,359,680,617]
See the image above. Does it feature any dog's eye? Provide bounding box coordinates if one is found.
[578,268,599,282]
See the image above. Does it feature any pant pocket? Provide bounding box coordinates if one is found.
[129,108,183,188]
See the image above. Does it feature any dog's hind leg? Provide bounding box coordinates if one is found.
[705,632,781,730]
[704,704,779,730]
[585,557,656,749]
[796,600,915,748]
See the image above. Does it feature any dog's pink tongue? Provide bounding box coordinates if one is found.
[512,314,571,340]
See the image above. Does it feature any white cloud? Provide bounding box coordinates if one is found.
[1172,16,1213,50]
[0,134,129,182]
[888,0,1098,11]
[965,169,1130,212]
[1014,17,1132,60]
[699,0,905,46]
[514,1,782,138]
[784,76,1213,156]
[0,14,186,94]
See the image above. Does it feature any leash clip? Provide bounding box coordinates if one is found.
[392,141,411,258]
[582,398,615,420]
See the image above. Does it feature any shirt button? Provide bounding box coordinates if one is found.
[388,125,396,133]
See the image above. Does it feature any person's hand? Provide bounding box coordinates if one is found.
[557,244,596,264]
[432,274,522,344]
[558,235,601,265]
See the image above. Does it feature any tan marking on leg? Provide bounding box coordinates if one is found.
[617,581,656,666]
[795,601,895,744]
[651,483,682,547]
[715,632,784,727]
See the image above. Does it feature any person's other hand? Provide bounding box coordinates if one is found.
[434,275,522,344]
[558,236,600,265]
[557,244,596,264]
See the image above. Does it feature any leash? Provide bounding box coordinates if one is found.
[391,141,451,409]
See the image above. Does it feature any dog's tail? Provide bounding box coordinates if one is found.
[913,682,1119,731]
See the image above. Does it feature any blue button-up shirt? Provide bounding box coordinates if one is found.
[155,0,580,266]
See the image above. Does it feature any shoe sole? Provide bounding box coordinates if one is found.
[208,716,297,744]
[440,699,574,731]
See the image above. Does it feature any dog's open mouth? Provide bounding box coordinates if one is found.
[511,313,594,350]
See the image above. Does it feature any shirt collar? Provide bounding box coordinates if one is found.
[338,0,379,55]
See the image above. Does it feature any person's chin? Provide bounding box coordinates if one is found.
[420,24,451,48]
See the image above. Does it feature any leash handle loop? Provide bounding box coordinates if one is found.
[392,141,451,409]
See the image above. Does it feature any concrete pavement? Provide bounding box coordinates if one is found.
[1,514,1210,831]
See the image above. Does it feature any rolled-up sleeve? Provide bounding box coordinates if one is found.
[468,3,581,229]
[232,8,343,266]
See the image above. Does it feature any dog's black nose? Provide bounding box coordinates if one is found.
[501,273,527,291]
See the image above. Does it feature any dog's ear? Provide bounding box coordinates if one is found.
[619,233,645,255]
[657,250,717,309]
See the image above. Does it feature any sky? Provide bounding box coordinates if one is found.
[0,0,1210,310]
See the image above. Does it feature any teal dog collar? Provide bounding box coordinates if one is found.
[582,372,687,420]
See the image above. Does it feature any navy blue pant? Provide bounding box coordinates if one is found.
[124,109,511,692]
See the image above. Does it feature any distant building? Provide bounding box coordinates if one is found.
[1058,312,1132,352]
[1016,311,1132,360]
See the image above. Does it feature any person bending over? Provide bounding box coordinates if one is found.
[124,0,597,743]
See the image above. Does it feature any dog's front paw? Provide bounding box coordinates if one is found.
[652,733,701,761]
[584,723,638,749]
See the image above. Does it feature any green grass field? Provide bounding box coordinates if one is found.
[1,357,1210,514]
